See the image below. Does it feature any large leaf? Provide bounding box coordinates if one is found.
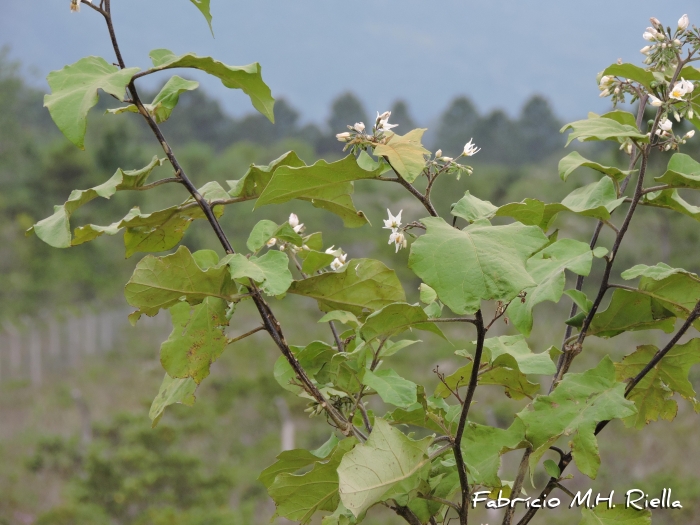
[561,116,648,147]
[44,56,140,149]
[579,506,651,525]
[558,151,631,182]
[373,129,429,183]
[160,297,229,383]
[615,340,700,428]
[269,438,357,523]
[28,156,165,248]
[124,245,234,317]
[622,262,700,282]
[517,357,636,479]
[360,303,444,343]
[642,189,700,222]
[653,153,700,189]
[148,373,197,427]
[363,369,418,408]
[338,418,432,517]
[107,75,199,123]
[228,150,306,200]
[255,155,381,228]
[228,250,293,296]
[450,191,498,223]
[188,0,213,34]
[288,259,406,316]
[459,420,527,487]
[273,341,336,393]
[259,435,339,489]
[631,268,700,329]
[408,217,548,315]
[481,335,556,375]
[148,49,274,122]
[567,288,676,338]
[508,239,594,336]
[601,63,656,90]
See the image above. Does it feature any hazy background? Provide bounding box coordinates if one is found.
[3,1,700,123]
[2,3,700,525]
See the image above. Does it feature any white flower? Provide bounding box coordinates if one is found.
[336,132,351,142]
[388,230,407,253]
[383,209,403,231]
[376,110,398,131]
[648,95,663,107]
[70,0,81,11]
[330,253,348,271]
[643,27,661,41]
[354,122,365,133]
[435,149,442,158]
[376,110,391,122]
[679,14,690,31]
[463,138,481,156]
[266,237,277,248]
[650,17,662,28]
[640,45,653,55]
[288,213,304,233]
[325,245,336,254]
[684,130,696,140]
[440,156,454,162]
[659,118,673,132]
[670,78,694,100]
[599,89,611,98]
[599,75,614,87]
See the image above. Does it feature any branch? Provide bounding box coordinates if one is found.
[452,310,485,525]
[382,158,439,217]
[95,0,358,440]
[417,494,461,513]
[226,325,265,345]
[132,177,182,191]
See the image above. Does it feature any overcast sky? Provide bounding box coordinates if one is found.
[3,1,700,125]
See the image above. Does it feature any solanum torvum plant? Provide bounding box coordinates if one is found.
[32,3,700,524]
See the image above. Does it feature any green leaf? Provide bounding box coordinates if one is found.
[616,339,700,427]
[508,239,594,336]
[543,459,560,479]
[558,151,631,182]
[372,129,429,183]
[148,373,197,427]
[273,342,336,393]
[460,420,527,488]
[419,283,437,305]
[246,220,302,253]
[148,49,274,122]
[479,367,542,400]
[567,289,676,338]
[564,289,593,314]
[288,258,406,317]
[653,153,700,189]
[228,151,306,200]
[482,335,556,375]
[634,271,700,328]
[555,178,626,220]
[363,369,418,408]
[642,188,700,222]
[160,297,229,384]
[495,198,545,226]
[28,156,165,248]
[450,191,497,223]
[44,56,140,149]
[124,245,235,317]
[121,181,229,257]
[408,217,548,315]
[228,250,293,296]
[621,262,700,282]
[338,419,432,517]
[188,0,213,34]
[601,110,639,128]
[360,303,444,343]
[259,436,339,490]
[108,75,199,123]
[269,438,357,523]
[561,116,648,147]
[602,64,655,89]
[579,506,651,525]
[255,155,381,228]
[408,466,460,523]
[517,357,636,479]
[301,250,336,274]
[318,310,361,328]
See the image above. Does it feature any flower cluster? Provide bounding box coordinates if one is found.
[335,110,400,154]
[383,209,407,253]
[640,14,696,70]
[266,213,306,249]
[70,0,90,12]
[325,246,348,271]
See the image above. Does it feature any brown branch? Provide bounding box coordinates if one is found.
[226,325,265,345]
[382,158,439,217]
[452,310,485,525]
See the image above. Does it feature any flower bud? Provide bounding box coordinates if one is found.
[648,95,663,107]
[288,213,299,228]
[678,14,689,31]
[689,109,695,119]
[650,17,662,28]
[599,89,611,98]
[674,39,682,46]
[674,111,681,122]
[614,87,621,95]
[336,132,351,142]
[684,130,696,139]
[353,122,365,133]
[435,149,442,158]
[441,156,453,162]
[640,45,652,54]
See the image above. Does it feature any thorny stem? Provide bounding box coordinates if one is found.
[95,1,361,443]
[452,310,485,525]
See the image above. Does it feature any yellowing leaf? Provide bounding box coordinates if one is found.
[373,129,429,183]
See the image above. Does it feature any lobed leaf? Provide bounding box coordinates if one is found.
[372,129,429,183]
[653,153,700,189]
[561,116,648,147]
[148,49,274,122]
[44,56,140,149]
[408,217,548,315]
[558,151,632,182]
[450,191,498,223]
[363,369,418,408]
[108,75,199,123]
[227,250,293,296]
[360,302,445,343]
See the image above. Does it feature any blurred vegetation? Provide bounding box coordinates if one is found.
[2,48,700,524]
